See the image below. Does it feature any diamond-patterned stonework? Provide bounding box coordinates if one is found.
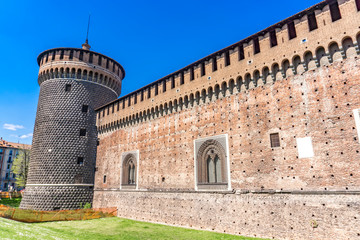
[21,76,119,210]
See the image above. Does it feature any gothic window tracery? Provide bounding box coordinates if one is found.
[196,139,228,189]
[122,153,137,188]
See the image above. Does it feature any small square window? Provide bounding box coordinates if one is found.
[80,129,86,136]
[82,105,88,113]
[65,84,71,92]
[77,157,84,166]
[270,133,280,148]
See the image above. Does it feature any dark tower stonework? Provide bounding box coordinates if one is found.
[20,44,125,210]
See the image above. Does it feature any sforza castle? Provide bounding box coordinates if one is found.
[21,0,360,239]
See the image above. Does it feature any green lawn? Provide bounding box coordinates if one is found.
[0,217,268,240]
[0,198,21,208]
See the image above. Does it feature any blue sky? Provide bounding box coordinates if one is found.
[0,0,320,144]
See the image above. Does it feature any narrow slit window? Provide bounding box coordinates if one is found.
[270,133,280,148]
[288,22,297,40]
[122,100,125,109]
[106,59,109,69]
[212,57,217,72]
[181,72,185,84]
[147,88,151,98]
[163,80,166,92]
[270,30,278,47]
[190,68,194,81]
[89,53,93,63]
[103,175,107,183]
[141,91,144,101]
[171,76,175,89]
[112,104,114,113]
[307,12,318,31]
[134,93,137,104]
[128,97,131,107]
[79,51,83,61]
[60,50,64,60]
[69,50,73,60]
[201,62,205,76]
[155,84,159,95]
[253,37,260,54]
[238,45,245,60]
[52,51,56,60]
[98,56,102,65]
[77,157,84,166]
[329,1,341,22]
[225,51,231,66]
[82,105,88,113]
[80,129,86,136]
[65,84,71,92]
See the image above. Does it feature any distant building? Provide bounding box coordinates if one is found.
[0,138,31,191]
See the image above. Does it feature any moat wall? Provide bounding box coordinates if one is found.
[94,191,360,240]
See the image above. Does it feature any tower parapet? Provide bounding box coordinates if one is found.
[37,47,124,97]
[21,44,125,210]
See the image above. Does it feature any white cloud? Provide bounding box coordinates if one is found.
[19,133,33,139]
[10,133,33,139]
[3,123,25,131]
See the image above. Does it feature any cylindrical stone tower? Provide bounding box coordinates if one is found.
[20,42,124,210]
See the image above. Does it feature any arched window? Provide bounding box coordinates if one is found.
[236,77,242,92]
[245,73,251,89]
[228,79,235,94]
[122,152,138,189]
[195,137,228,190]
[206,154,222,183]
[221,81,227,97]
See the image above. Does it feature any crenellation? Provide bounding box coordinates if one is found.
[97,0,360,128]
[37,48,125,79]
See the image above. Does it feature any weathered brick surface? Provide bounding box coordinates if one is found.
[95,58,360,191]
[94,190,360,240]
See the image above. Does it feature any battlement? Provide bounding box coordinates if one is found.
[37,48,125,96]
[96,0,360,131]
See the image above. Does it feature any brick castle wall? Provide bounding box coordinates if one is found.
[94,54,360,240]
[93,0,360,239]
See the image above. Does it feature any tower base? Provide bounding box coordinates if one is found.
[20,185,93,211]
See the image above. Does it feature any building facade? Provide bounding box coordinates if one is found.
[92,0,360,240]
[0,138,31,191]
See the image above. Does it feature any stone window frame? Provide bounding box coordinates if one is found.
[193,134,231,191]
[270,133,280,148]
[353,109,360,144]
[120,150,139,190]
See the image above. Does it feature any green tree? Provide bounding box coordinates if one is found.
[11,147,30,188]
